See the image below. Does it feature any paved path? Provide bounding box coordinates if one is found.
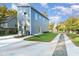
[0,35,32,47]
[53,34,67,56]
[64,34,79,56]
[0,34,60,56]
[1,33,78,56]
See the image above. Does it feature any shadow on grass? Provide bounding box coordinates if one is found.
[24,32,58,42]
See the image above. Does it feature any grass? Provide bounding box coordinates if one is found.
[24,32,58,42]
[67,33,79,46]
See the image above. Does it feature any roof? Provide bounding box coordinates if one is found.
[16,3,49,20]
[31,7,49,20]
[0,16,17,24]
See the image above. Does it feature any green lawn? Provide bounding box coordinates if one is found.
[24,32,58,42]
[67,33,79,46]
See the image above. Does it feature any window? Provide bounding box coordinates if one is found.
[24,12,27,15]
[5,23,8,28]
[35,13,38,20]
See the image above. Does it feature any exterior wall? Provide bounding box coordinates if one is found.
[0,17,17,34]
[31,8,49,35]
[43,18,49,32]
[17,4,49,35]
[17,6,31,35]
[31,8,40,34]
[8,18,17,28]
[37,12,49,33]
[1,23,8,28]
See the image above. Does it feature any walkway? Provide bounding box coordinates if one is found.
[0,33,79,56]
[53,34,67,56]
[64,34,79,56]
[0,34,60,56]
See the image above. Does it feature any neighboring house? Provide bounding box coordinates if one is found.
[0,16,17,28]
[16,3,49,35]
[0,16,17,34]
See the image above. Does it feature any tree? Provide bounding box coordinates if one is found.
[74,18,79,30]
[64,17,77,32]
[56,23,66,32]
[0,5,8,16]
[49,22,54,31]
[56,16,79,33]
[0,5,17,22]
[8,9,17,16]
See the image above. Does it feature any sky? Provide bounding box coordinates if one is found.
[0,3,79,25]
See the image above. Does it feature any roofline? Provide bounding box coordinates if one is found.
[17,4,49,20]
[0,16,17,24]
[31,6,49,20]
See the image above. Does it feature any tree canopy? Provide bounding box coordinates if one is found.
[0,5,17,22]
[56,17,79,33]
[48,22,54,31]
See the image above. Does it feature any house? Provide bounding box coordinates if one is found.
[0,16,17,34]
[15,3,49,35]
[0,3,49,36]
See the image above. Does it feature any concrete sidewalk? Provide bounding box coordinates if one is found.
[0,38,23,47]
[0,34,60,56]
[64,34,79,56]
[0,35,18,40]
[0,34,32,47]
[1,33,79,56]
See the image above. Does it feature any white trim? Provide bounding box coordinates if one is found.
[29,7,32,35]
[17,8,20,35]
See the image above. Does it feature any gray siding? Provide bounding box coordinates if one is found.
[31,8,49,35]
[8,18,17,28]
[0,17,17,28]
[31,9,40,34]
